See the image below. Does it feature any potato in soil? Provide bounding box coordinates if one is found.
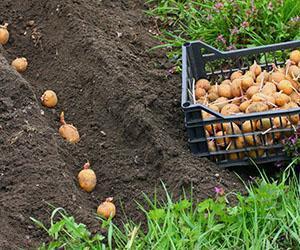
[78,162,96,192]
[0,23,9,45]
[59,112,80,143]
[41,90,58,108]
[97,197,116,219]
[11,57,28,73]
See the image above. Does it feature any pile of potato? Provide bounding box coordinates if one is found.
[194,49,300,160]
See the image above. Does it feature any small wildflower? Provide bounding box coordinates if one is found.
[268,1,273,10]
[241,21,249,28]
[249,0,257,14]
[167,66,177,76]
[206,14,213,21]
[214,186,225,196]
[230,26,239,35]
[217,34,227,45]
[246,9,252,16]
[214,2,224,11]
[290,16,300,23]
[227,45,236,50]
[289,135,297,145]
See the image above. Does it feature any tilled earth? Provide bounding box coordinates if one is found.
[0,0,244,248]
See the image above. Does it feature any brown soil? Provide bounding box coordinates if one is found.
[0,0,244,248]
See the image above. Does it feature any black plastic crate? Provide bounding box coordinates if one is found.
[182,40,300,167]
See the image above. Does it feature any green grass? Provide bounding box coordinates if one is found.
[33,164,300,249]
[146,0,300,65]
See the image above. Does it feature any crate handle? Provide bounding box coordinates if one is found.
[197,41,223,55]
[185,41,223,55]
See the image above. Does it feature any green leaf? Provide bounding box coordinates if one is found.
[48,220,66,238]
[148,208,166,220]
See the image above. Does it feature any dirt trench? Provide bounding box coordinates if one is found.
[0,0,243,248]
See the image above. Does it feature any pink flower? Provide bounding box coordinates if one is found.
[268,2,273,10]
[227,45,236,50]
[206,14,213,21]
[290,16,300,23]
[246,9,252,16]
[217,34,227,45]
[230,26,239,35]
[167,66,177,76]
[214,186,225,196]
[214,2,224,10]
[241,21,249,28]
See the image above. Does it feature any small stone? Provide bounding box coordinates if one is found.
[40,110,45,116]
[116,32,122,38]
[27,20,35,26]
[215,173,220,178]
[100,131,106,136]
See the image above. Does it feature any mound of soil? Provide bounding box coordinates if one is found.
[0,0,244,248]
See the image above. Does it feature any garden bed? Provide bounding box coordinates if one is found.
[0,0,244,248]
